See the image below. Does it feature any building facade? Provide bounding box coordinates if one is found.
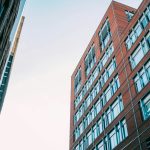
[70,0,150,149]
[0,0,26,112]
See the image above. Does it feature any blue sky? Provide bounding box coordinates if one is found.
[0,0,142,150]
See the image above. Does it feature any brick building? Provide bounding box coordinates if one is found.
[70,0,150,149]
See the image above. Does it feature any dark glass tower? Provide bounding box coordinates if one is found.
[0,0,26,112]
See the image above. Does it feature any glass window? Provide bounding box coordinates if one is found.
[79,92,82,103]
[100,77,104,88]
[86,95,91,108]
[134,75,142,92]
[98,61,102,72]
[141,93,150,120]
[85,45,96,76]
[121,119,128,139]
[145,60,150,78]
[107,59,116,77]
[105,86,112,102]
[76,111,80,122]
[79,140,84,150]
[119,95,124,111]
[108,43,114,56]
[103,71,108,83]
[79,122,84,135]
[101,54,107,67]
[95,81,100,95]
[79,105,83,117]
[104,33,111,48]
[74,128,79,140]
[146,32,150,47]
[116,124,122,143]
[141,39,149,54]
[140,15,148,28]
[104,136,109,150]
[97,141,104,150]
[74,99,78,110]
[100,43,114,67]
[126,37,132,50]
[103,114,108,128]
[101,95,105,107]
[89,76,93,87]
[130,31,136,44]
[112,99,121,119]
[91,107,95,120]
[87,112,91,125]
[0,4,4,16]
[112,76,120,93]
[99,19,111,51]
[85,81,89,91]
[95,99,101,114]
[130,57,136,70]
[134,60,150,93]
[91,88,96,100]
[74,69,81,94]
[132,46,144,68]
[106,108,112,124]
[93,67,99,80]
[83,137,87,150]
[75,145,79,150]
[116,75,120,88]
[84,118,88,129]
[134,22,143,37]
[146,6,150,20]
[87,130,92,146]
[140,69,149,86]
[97,118,103,135]
[109,129,117,149]
[93,124,98,140]
[82,86,86,97]
[74,115,77,125]
[125,11,134,21]
[116,119,128,144]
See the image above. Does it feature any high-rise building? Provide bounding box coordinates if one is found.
[0,0,26,112]
[70,0,150,149]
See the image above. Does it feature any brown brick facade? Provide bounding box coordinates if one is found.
[70,0,150,150]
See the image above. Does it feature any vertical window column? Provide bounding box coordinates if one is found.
[74,68,81,95]
[99,19,111,51]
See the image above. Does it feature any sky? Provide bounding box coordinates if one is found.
[0,0,142,150]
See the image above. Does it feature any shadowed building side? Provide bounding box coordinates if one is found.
[0,16,25,112]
